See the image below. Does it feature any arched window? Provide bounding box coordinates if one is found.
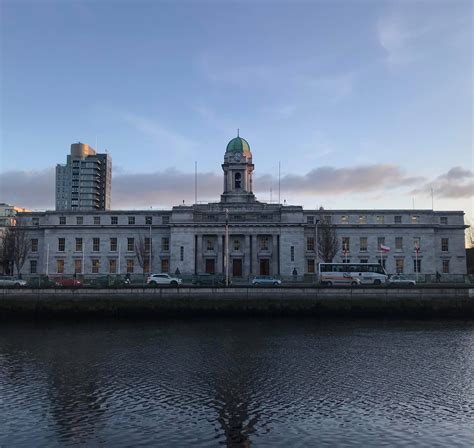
[235,172,242,189]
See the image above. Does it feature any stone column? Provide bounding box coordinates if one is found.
[196,234,203,274]
[244,234,251,280]
[272,234,279,275]
[252,233,258,276]
[217,233,223,274]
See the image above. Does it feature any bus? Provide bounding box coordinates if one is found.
[318,262,388,286]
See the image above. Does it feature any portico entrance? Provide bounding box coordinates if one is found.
[259,259,270,275]
[232,259,242,277]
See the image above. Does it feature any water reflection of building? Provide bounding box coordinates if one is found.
[19,136,467,279]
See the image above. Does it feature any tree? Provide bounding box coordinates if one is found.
[0,226,30,276]
[317,215,340,262]
[135,234,153,274]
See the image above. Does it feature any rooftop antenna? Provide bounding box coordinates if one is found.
[194,161,197,205]
[278,161,281,204]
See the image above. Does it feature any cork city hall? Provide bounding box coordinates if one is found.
[18,136,467,281]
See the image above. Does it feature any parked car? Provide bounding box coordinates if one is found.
[0,276,27,288]
[192,274,226,286]
[56,278,83,288]
[147,273,182,287]
[388,275,416,286]
[88,275,131,288]
[251,275,282,286]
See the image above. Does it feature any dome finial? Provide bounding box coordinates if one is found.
[237,128,239,137]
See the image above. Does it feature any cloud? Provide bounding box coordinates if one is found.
[0,168,55,210]
[268,164,423,196]
[7,164,469,211]
[410,167,474,199]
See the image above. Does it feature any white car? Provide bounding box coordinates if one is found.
[147,273,182,287]
[388,275,416,286]
[0,276,27,288]
[251,276,282,286]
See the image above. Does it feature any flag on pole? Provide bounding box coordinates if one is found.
[380,244,391,253]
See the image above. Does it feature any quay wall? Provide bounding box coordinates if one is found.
[1,287,474,318]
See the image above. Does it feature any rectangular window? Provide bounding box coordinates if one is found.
[411,215,420,224]
[59,216,66,225]
[341,215,349,224]
[58,238,65,252]
[126,259,134,273]
[376,215,385,224]
[359,237,367,252]
[92,259,100,274]
[414,259,421,273]
[56,259,65,274]
[30,260,37,274]
[442,259,450,274]
[127,238,134,252]
[307,259,315,273]
[128,216,135,225]
[440,216,448,225]
[145,216,152,225]
[109,259,117,274]
[342,237,350,252]
[441,238,449,252]
[324,215,332,224]
[359,215,367,224]
[75,238,83,252]
[206,239,214,251]
[94,216,101,225]
[395,237,403,250]
[110,238,117,252]
[74,259,82,274]
[32,217,39,226]
[145,237,151,253]
[162,237,169,252]
[307,237,315,251]
[290,246,295,262]
[260,237,269,251]
[180,246,184,262]
[162,216,170,224]
[360,259,368,263]
[413,237,421,250]
[342,259,351,264]
[31,239,38,252]
[396,259,404,273]
[76,216,83,225]
[111,216,118,225]
[233,239,241,251]
[161,258,169,273]
[394,215,402,224]
[377,237,385,249]
[307,216,315,224]
[93,238,100,252]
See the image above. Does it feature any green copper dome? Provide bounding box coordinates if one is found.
[226,136,251,156]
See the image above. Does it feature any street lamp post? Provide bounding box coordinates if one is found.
[315,219,320,283]
[148,224,152,275]
[225,208,229,286]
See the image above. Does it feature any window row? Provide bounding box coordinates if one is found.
[307,215,450,225]
[55,215,170,225]
[305,237,449,252]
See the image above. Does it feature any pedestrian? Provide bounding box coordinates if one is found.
[292,267,297,281]
[436,271,441,283]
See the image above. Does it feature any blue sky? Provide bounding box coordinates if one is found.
[1,0,472,218]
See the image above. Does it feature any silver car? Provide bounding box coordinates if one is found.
[251,275,282,286]
[0,276,27,288]
[388,275,416,286]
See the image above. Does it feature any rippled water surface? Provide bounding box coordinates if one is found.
[1,318,473,447]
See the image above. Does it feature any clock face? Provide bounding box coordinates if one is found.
[234,153,242,162]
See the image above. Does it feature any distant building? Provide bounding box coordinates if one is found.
[56,143,112,211]
[19,136,467,279]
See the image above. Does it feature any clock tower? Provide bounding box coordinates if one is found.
[221,135,256,203]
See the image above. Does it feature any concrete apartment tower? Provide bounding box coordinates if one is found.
[56,143,112,211]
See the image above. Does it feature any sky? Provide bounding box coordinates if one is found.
[0,0,472,220]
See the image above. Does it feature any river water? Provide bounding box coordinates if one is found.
[1,318,473,447]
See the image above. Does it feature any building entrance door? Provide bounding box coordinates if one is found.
[205,258,215,274]
[232,259,242,277]
[259,259,270,275]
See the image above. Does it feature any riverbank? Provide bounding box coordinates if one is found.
[1,286,473,318]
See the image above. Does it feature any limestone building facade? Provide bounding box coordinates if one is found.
[19,136,467,279]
